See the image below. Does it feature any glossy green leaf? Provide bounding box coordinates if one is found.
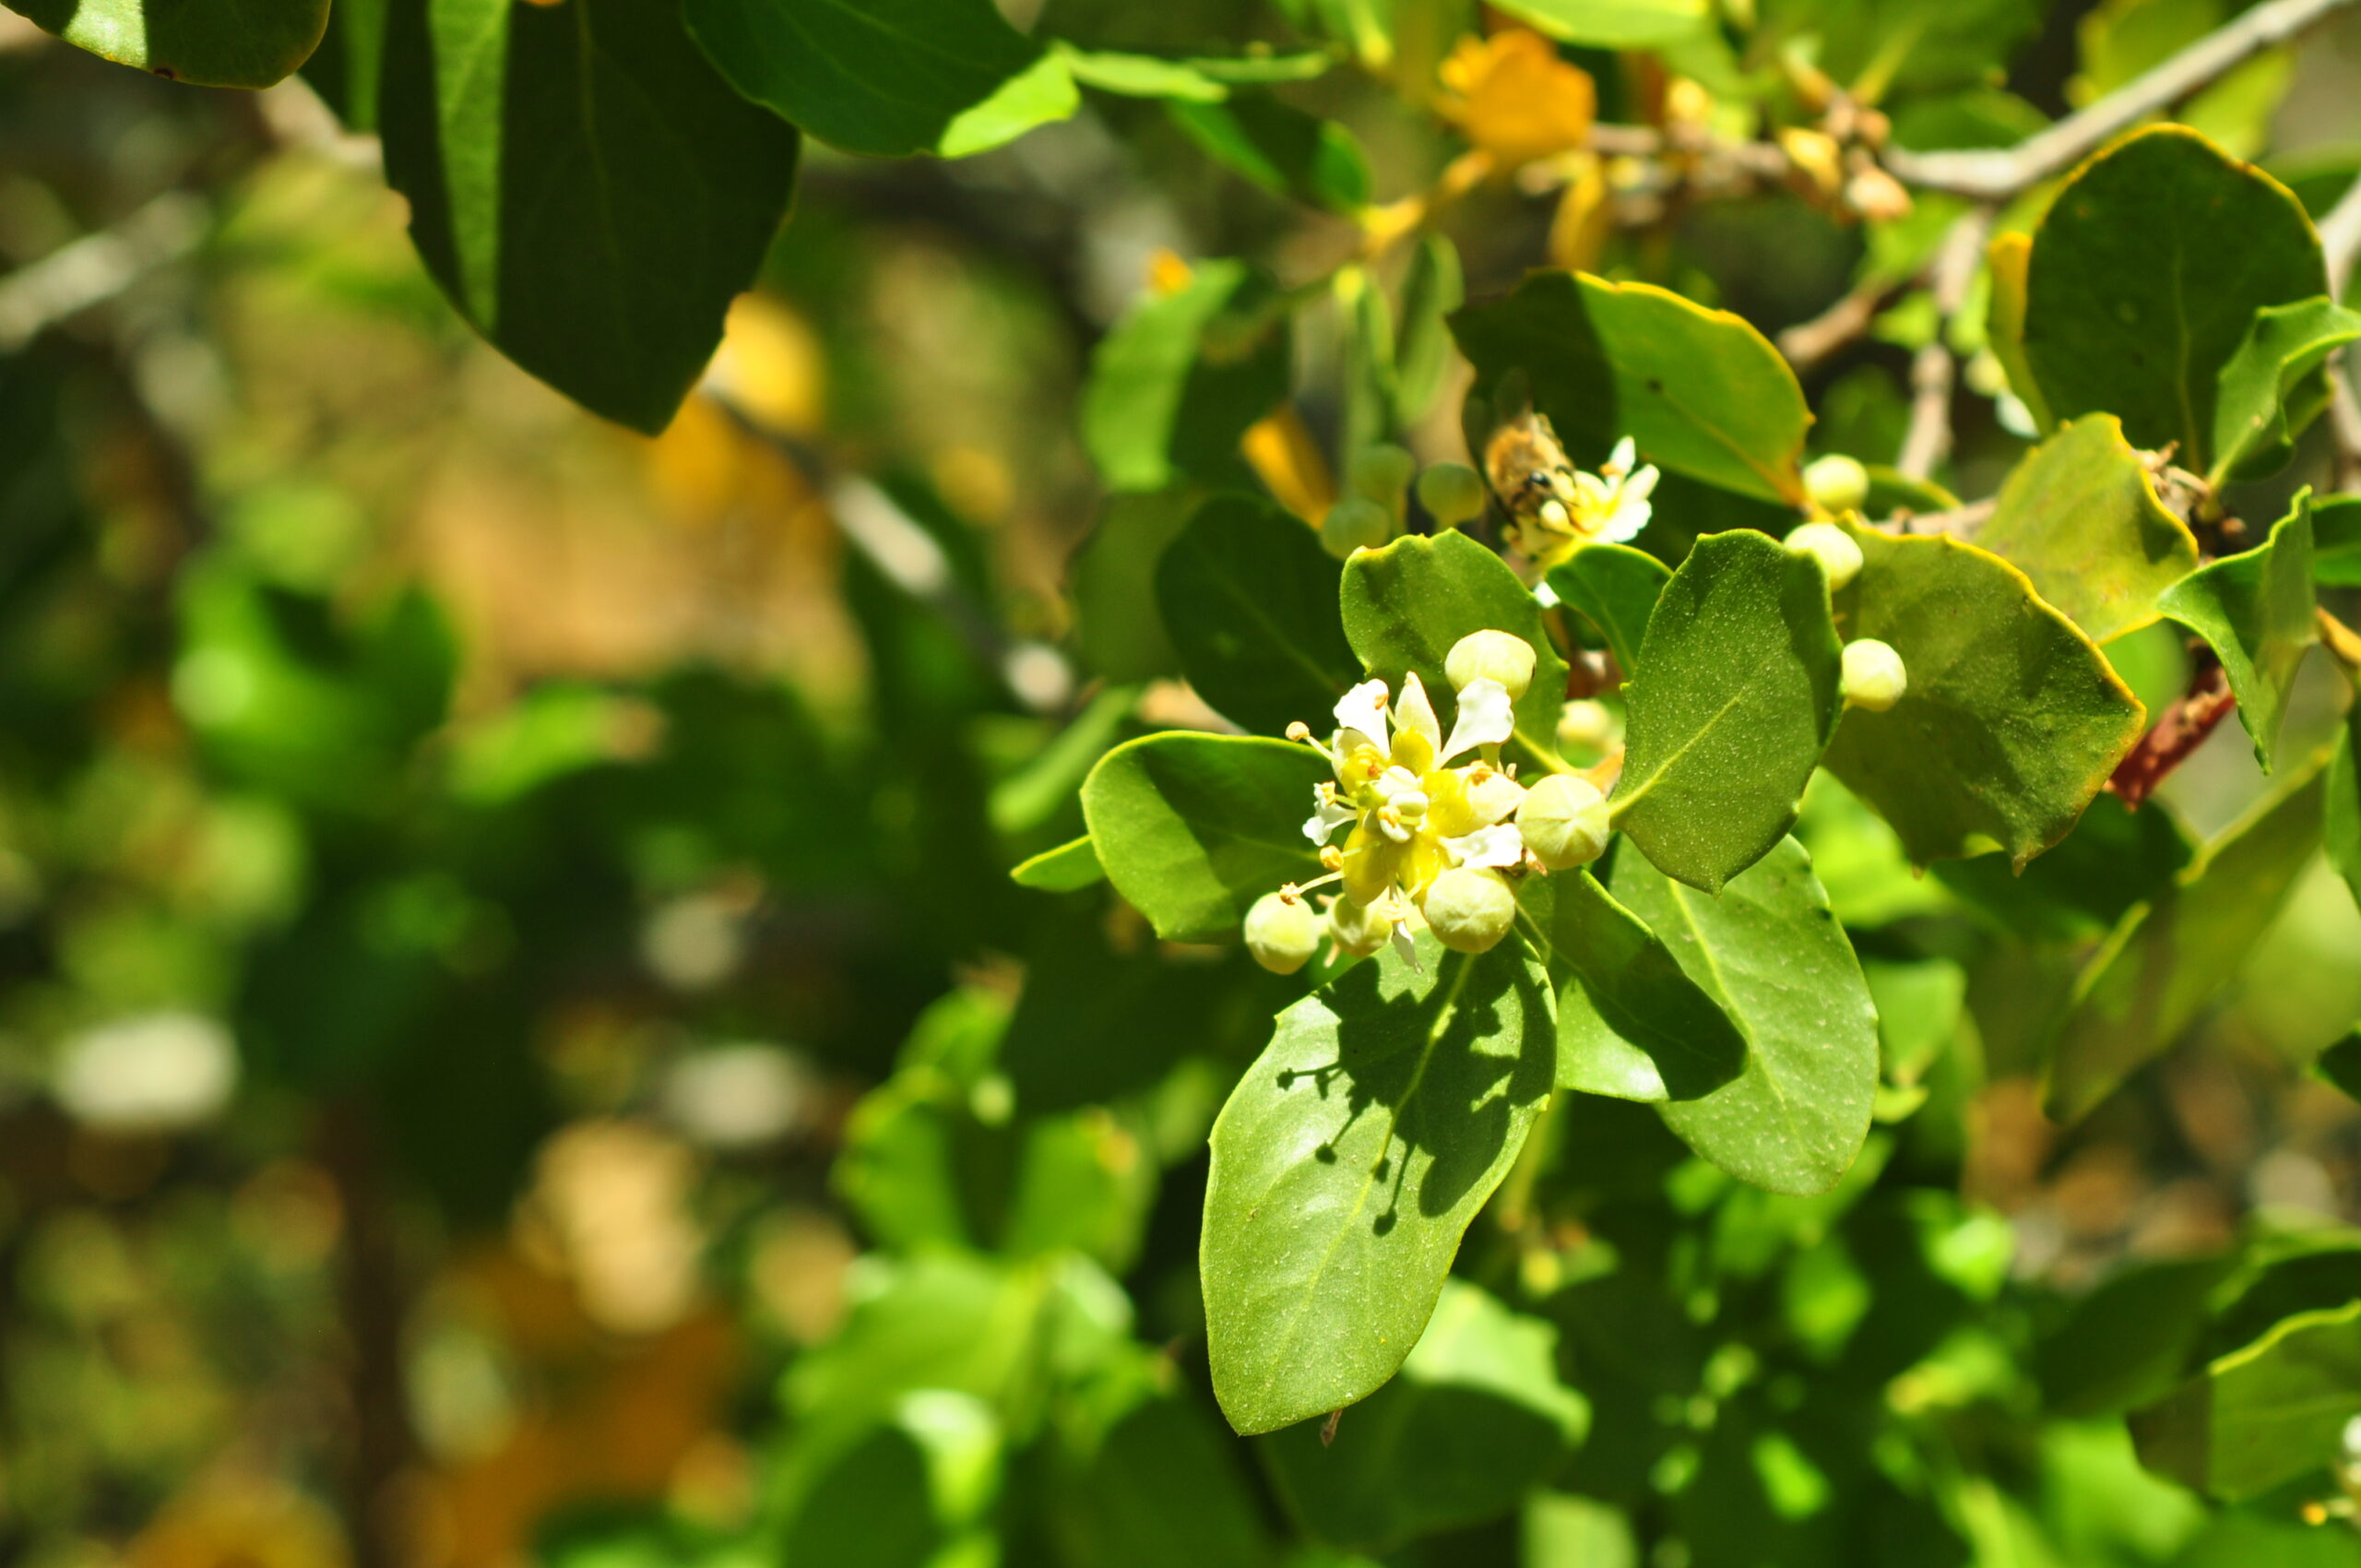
[684,0,1076,159]
[2023,126,2324,467]
[1201,932,1557,1435]
[1083,263,1294,493]
[2132,1301,2361,1503]
[2210,297,2361,483]
[1610,531,1841,892]
[1081,734,1328,943]
[1522,872,1744,1103]
[379,0,801,433]
[1974,414,2201,644]
[2316,495,2361,587]
[1258,1282,1588,1550]
[6,0,326,87]
[1169,95,1370,213]
[1489,0,1707,45]
[1546,543,1670,676]
[2046,754,2330,1123]
[1452,272,1811,505]
[1012,837,1105,891]
[1339,530,1572,775]
[1823,520,2147,868]
[2158,493,2318,768]
[1157,496,1357,736]
[1609,837,1880,1196]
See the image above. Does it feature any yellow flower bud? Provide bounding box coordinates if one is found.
[1417,462,1489,529]
[1444,630,1537,701]
[1841,638,1907,712]
[1321,496,1393,560]
[1420,867,1517,954]
[1244,891,1322,974]
[1802,455,1870,516]
[1516,773,1609,871]
[1326,895,1394,958]
[1556,698,1617,752]
[1786,520,1863,591]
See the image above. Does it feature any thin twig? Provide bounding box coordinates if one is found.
[1778,279,1897,370]
[1893,212,1992,480]
[0,191,208,354]
[2108,651,2234,807]
[1882,0,2360,197]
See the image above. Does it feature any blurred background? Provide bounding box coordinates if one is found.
[2,1,2360,1565]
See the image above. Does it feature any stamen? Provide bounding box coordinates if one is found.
[1319,846,1344,872]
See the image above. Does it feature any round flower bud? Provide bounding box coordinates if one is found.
[1417,462,1489,529]
[1326,895,1394,958]
[1556,698,1617,752]
[1841,638,1908,712]
[1321,496,1393,560]
[1420,867,1518,954]
[1786,521,1863,591]
[1516,773,1610,871]
[1350,444,1418,519]
[1445,630,1537,700]
[1244,892,1322,974]
[1802,454,1870,515]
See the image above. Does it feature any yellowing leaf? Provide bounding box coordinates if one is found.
[1438,30,1595,169]
[1240,406,1336,522]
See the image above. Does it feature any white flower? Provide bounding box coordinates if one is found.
[1443,823,1526,870]
[1505,435,1661,566]
[1441,677,1515,762]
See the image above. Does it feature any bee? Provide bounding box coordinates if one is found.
[1481,404,1582,528]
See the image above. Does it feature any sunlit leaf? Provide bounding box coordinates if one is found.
[2132,1301,2361,1503]
[1974,414,2200,645]
[1611,530,1841,892]
[2157,493,2318,769]
[6,0,326,87]
[1546,543,1668,676]
[1201,933,1556,1435]
[1084,263,1294,493]
[2210,297,2361,483]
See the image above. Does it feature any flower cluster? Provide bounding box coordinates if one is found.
[1504,436,1661,570]
[1242,632,1610,974]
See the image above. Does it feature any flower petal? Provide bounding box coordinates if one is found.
[1303,790,1358,845]
[1463,769,1528,827]
[1607,435,1637,475]
[1393,672,1442,754]
[1333,679,1390,757]
[1444,823,1526,869]
[1442,677,1516,760]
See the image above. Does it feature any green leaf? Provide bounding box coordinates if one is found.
[2316,495,2361,587]
[379,0,801,434]
[2046,753,2331,1123]
[775,1391,1003,1568]
[1081,734,1328,943]
[1822,519,2147,868]
[2330,698,2359,910]
[2316,1030,2361,1104]
[1985,231,2055,434]
[1395,237,1465,429]
[1257,1282,1589,1550]
[1974,414,2201,645]
[2157,493,2319,769]
[1012,837,1106,892]
[1451,272,1811,505]
[1757,0,2038,98]
[1546,543,1669,676]
[1168,95,1370,213]
[1932,791,2192,943]
[6,0,326,87]
[1610,531,1842,893]
[2038,1254,2238,1418]
[1157,496,1358,737]
[1054,44,1230,101]
[1339,530,1572,775]
[2023,125,2325,468]
[300,0,387,127]
[1083,263,1294,493]
[1071,492,1198,681]
[2131,1301,2361,1503]
[1045,1358,1281,1568]
[1201,933,1557,1435]
[1488,0,1708,46]
[1522,872,1745,1103]
[2210,297,2361,483]
[683,0,1077,158]
[1608,837,1880,1196]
